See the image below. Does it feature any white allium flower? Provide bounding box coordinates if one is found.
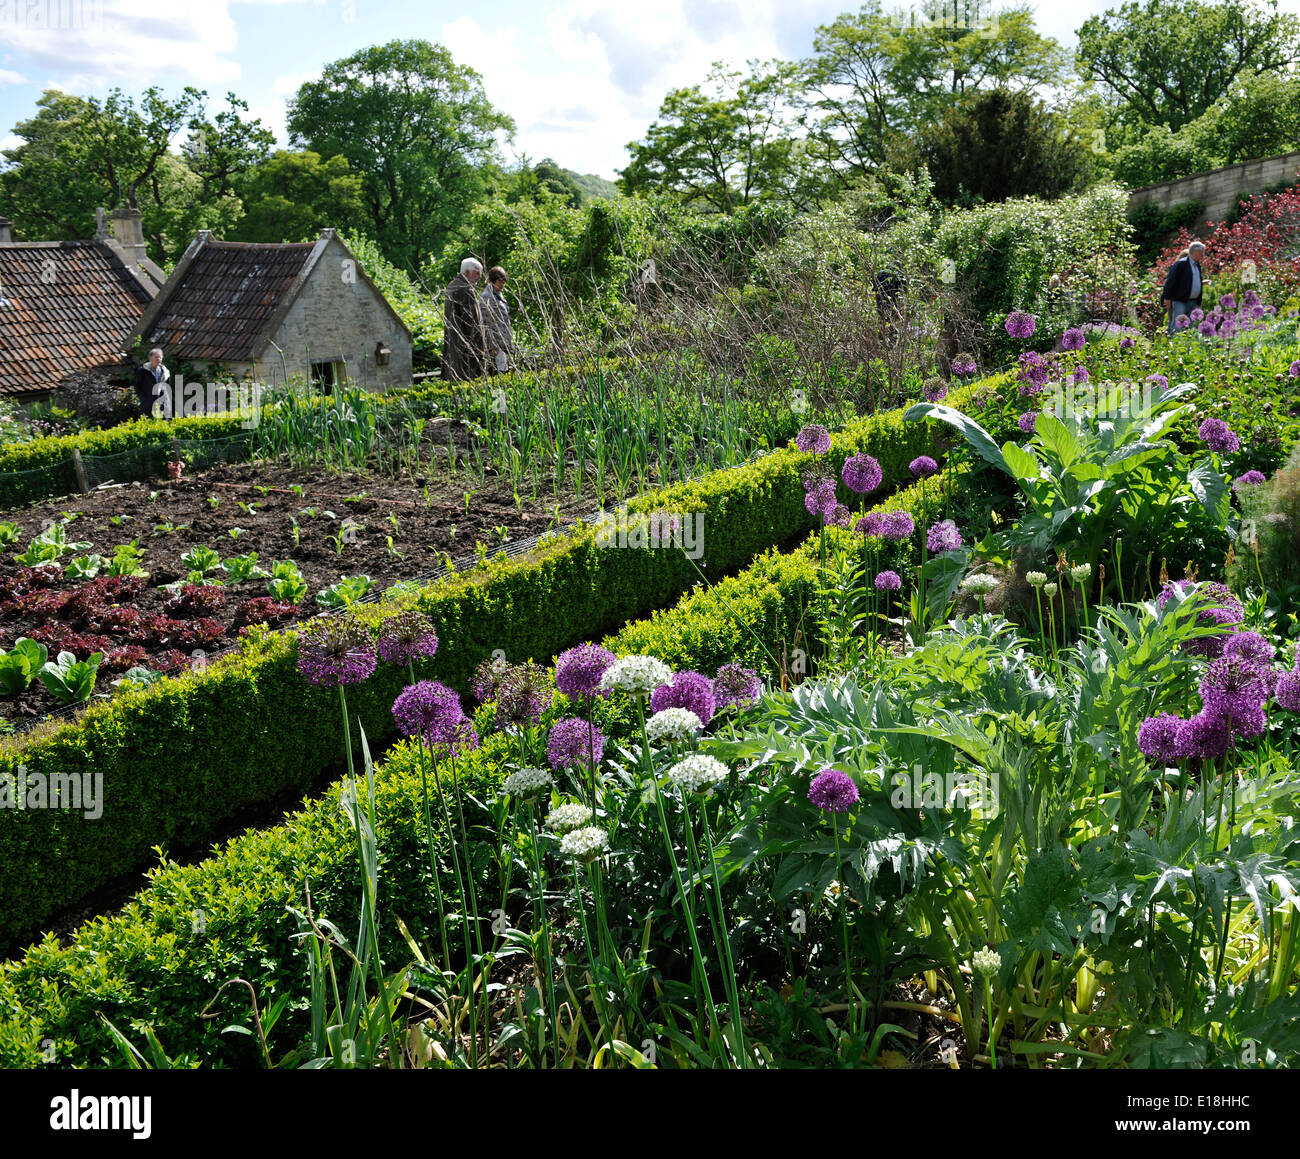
[960,574,998,596]
[502,767,554,801]
[559,825,609,863]
[1043,582,1059,598]
[668,754,730,795]
[599,654,673,697]
[1025,571,1048,587]
[545,802,593,834]
[972,948,1001,977]
[1069,563,1092,583]
[646,707,703,743]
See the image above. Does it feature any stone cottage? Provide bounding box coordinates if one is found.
[0,208,166,400]
[136,229,413,391]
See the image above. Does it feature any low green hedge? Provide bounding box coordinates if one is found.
[0,460,964,1068]
[0,380,981,947]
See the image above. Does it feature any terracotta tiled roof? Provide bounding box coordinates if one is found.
[0,242,154,396]
[141,240,316,361]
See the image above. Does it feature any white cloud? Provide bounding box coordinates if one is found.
[0,69,27,85]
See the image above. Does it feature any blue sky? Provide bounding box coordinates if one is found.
[1,0,1298,179]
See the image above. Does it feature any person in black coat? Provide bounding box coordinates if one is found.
[1161,241,1206,335]
[442,258,487,381]
[133,348,171,417]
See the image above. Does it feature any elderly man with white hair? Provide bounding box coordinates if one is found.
[442,256,487,381]
[1161,240,1207,335]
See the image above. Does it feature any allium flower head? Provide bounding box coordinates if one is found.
[808,767,859,813]
[1146,373,1169,391]
[804,476,838,519]
[1061,327,1085,351]
[1199,655,1269,737]
[826,503,852,528]
[882,509,914,541]
[1233,470,1266,492]
[1069,563,1091,583]
[1138,714,1183,762]
[393,680,465,748]
[1189,309,1204,322]
[546,716,605,771]
[922,378,948,403]
[1223,631,1272,665]
[972,948,1001,977]
[1043,582,1058,598]
[546,801,593,834]
[1289,360,1300,378]
[296,616,377,687]
[842,452,883,494]
[1220,293,1236,310]
[1073,365,1089,385]
[1197,319,1215,337]
[668,754,730,795]
[714,663,762,711]
[856,511,886,539]
[1198,418,1240,453]
[559,825,608,863]
[952,353,978,375]
[1120,336,1135,349]
[1275,670,1300,712]
[1017,411,1038,433]
[796,424,831,454]
[555,643,616,699]
[471,655,508,702]
[600,654,672,698]
[649,669,716,724]
[909,455,938,478]
[1025,571,1047,587]
[1005,310,1037,339]
[495,660,553,729]
[502,767,554,801]
[1176,712,1230,760]
[874,569,902,591]
[926,519,963,553]
[376,610,439,665]
[961,574,998,596]
[646,707,703,744]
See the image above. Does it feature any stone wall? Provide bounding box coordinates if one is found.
[1127,151,1300,225]
[258,235,414,390]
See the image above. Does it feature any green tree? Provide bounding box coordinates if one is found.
[183,94,275,202]
[894,87,1094,205]
[1076,0,1300,133]
[620,61,812,213]
[233,150,365,243]
[287,39,514,270]
[800,1,1067,182]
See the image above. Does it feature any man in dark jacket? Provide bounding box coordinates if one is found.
[1161,241,1206,335]
[442,258,487,381]
[133,348,171,417]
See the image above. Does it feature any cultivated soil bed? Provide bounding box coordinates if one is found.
[0,458,610,723]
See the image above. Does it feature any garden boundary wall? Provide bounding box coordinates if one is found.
[1127,151,1300,227]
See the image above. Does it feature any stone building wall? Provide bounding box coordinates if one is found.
[1127,151,1300,226]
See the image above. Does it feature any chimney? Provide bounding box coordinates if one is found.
[111,207,147,264]
[0,217,10,245]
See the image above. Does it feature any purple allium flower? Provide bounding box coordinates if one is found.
[555,643,616,699]
[1017,411,1038,434]
[1146,373,1169,391]
[910,455,938,478]
[472,656,508,702]
[650,669,716,725]
[296,616,377,687]
[856,511,886,538]
[1223,630,1272,665]
[922,379,948,402]
[1232,470,1266,492]
[495,661,553,729]
[376,610,439,665]
[1220,293,1236,310]
[826,503,852,528]
[1176,712,1230,761]
[1190,308,1204,322]
[1073,365,1089,384]
[796,424,831,454]
[1061,327,1085,351]
[1017,351,1049,390]
[1251,305,1264,319]
[804,475,838,519]
[547,716,605,770]
[440,719,480,757]
[393,680,465,748]
[882,509,914,541]
[952,354,978,375]
[1005,310,1037,340]
[1242,290,1260,307]
[1289,361,1300,378]
[808,767,859,814]
[1138,713,1183,762]
[1120,336,1135,350]
[1275,670,1300,712]
[1199,418,1240,453]
[927,519,963,553]
[714,662,762,711]
[874,570,902,591]
[1200,655,1270,738]
[843,452,883,494]
[1198,319,1215,337]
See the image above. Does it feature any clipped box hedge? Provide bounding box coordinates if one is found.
[0,382,983,947]
[0,461,962,1069]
